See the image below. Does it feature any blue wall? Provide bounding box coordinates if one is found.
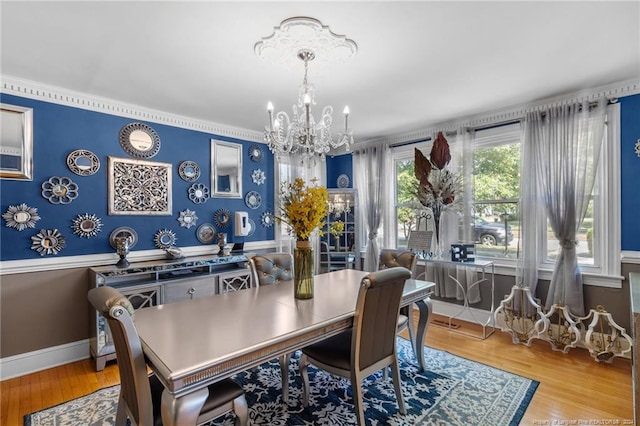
[326,154,353,188]
[620,94,640,251]
[0,94,275,261]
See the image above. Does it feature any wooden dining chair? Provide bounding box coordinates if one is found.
[247,253,294,403]
[88,286,248,426]
[378,249,418,376]
[299,267,411,425]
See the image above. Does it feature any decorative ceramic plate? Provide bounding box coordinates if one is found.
[245,191,262,209]
[31,229,66,256]
[72,213,103,238]
[188,183,210,204]
[196,223,216,244]
[337,174,350,188]
[2,203,40,231]
[246,218,256,237]
[214,209,231,228]
[249,145,263,162]
[178,161,201,182]
[109,227,138,250]
[67,149,100,176]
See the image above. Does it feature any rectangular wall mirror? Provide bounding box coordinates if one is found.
[1,103,33,180]
[211,139,242,198]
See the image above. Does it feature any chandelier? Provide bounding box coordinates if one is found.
[328,194,351,217]
[256,17,357,167]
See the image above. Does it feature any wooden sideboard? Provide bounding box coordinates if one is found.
[88,254,251,371]
[630,272,640,425]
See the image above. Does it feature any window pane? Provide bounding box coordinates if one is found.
[469,202,520,259]
[545,198,595,266]
[395,158,416,248]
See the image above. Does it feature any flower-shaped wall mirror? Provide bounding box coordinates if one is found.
[188,183,210,204]
[119,122,161,158]
[67,149,100,176]
[177,209,198,229]
[3,203,40,231]
[72,213,103,238]
[41,176,79,204]
[251,169,266,185]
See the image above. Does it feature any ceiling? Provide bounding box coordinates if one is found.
[1,1,639,144]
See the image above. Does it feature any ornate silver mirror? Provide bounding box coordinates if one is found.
[109,226,138,249]
[188,183,209,204]
[67,149,100,176]
[248,145,263,162]
[251,169,266,185]
[119,122,161,158]
[42,176,79,204]
[261,211,274,227]
[179,160,201,182]
[72,213,103,238]
[211,139,242,198]
[177,209,198,229]
[31,229,66,256]
[2,203,40,231]
[214,209,231,228]
[196,223,216,244]
[1,103,33,180]
[154,228,177,250]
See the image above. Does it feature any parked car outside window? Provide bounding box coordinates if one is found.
[473,217,513,246]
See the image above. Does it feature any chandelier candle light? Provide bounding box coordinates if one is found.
[256,17,357,167]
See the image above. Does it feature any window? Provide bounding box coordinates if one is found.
[388,105,620,287]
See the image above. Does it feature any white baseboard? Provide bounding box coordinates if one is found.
[0,339,90,381]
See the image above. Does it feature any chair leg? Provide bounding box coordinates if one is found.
[279,353,291,404]
[390,359,406,415]
[233,394,249,426]
[350,371,366,426]
[299,353,310,407]
[115,393,127,425]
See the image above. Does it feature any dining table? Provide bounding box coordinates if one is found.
[134,268,435,426]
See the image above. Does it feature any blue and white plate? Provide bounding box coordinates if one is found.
[337,174,350,188]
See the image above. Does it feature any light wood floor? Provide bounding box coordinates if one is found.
[1,314,633,426]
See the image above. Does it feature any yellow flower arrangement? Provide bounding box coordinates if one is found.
[329,220,345,238]
[277,177,329,241]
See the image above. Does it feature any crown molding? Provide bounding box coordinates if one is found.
[0,75,264,143]
[360,78,640,147]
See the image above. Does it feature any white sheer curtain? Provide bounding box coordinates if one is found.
[274,153,325,270]
[353,142,390,272]
[520,98,606,316]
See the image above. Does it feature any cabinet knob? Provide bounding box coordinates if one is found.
[188,287,196,299]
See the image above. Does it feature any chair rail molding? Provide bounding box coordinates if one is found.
[1,75,264,143]
[0,240,277,275]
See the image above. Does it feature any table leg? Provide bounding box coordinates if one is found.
[161,387,208,426]
[413,297,433,372]
[280,353,290,404]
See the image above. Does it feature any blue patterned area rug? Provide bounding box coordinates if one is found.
[25,338,538,426]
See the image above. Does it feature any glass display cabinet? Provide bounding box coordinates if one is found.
[321,189,359,272]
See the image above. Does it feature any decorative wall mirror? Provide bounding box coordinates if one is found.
[154,228,177,250]
[109,226,139,249]
[211,139,242,198]
[119,122,161,158]
[2,203,40,231]
[178,160,200,182]
[67,149,100,176]
[72,213,103,238]
[1,103,33,180]
[31,229,66,256]
[42,176,79,204]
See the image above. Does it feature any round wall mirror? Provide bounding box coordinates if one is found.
[109,227,138,249]
[67,149,100,176]
[179,161,201,182]
[119,122,161,158]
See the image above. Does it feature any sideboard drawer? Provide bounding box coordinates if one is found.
[164,275,216,303]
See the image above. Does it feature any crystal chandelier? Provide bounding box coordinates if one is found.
[328,194,351,217]
[264,49,353,167]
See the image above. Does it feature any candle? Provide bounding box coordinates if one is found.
[343,106,350,131]
[267,102,274,131]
